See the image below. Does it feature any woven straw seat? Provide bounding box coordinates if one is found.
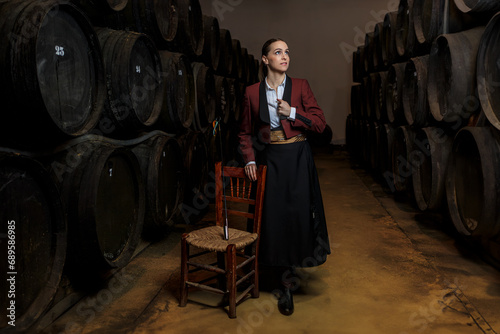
[186,226,258,252]
[180,162,267,318]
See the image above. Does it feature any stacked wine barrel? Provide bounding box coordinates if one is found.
[347,0,500,267]
[0,0,258,331]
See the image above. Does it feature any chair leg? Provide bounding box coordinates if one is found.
[226,244,237,318]
[252,253,259,298]
[179,233,189,307]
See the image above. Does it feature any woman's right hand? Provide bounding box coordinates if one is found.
[244,164,258,181]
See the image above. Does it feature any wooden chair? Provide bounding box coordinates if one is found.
[179,161,267,318]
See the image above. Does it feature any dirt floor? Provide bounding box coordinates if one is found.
[40,150,500,334]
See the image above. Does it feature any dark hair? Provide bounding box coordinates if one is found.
[259,38,285,81]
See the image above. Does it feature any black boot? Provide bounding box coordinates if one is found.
[278,286,294,316]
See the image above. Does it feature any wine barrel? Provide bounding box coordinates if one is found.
[120,0,178,46]
[375,71,389,122]
[378,123,396,184]
[176,131,209,223]
[173,0,204,57]
[192,62,217,132]
[199,15,221,71]
[132,134,183,233]
[231,39,243,79]
[369,122,381,171]
[227,78,244,124]
[392,126,417,193]
[48,140,145,276]
[454,0,500,14]
[240,47,250,83]
[363,76,372,120]
[0,154,66,332]
[403,55,430,127]
[382,11,399,68]
[308,124,333,148]
[396,0,417,58]
[412,127,453,211]
[386,62,407,125]
[412,0,441,50]
[214,75,231,124]
[364,32,375,74]
[71,0,128,14]
[216,29,234,76]
[0,0,105,148]
[96,28,163,136]
[446,127,500,237]
[350,84,363,118]
[373,22,385,71]
[352,46,365,83]
[477,12,500,131]
[428,27,485,124]
[158,51,195,132]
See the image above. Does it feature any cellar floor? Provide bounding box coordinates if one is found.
[41,150,500,334]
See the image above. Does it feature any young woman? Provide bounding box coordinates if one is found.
[238,38,331,316]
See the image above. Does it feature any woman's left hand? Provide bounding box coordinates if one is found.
[277,99,291,117]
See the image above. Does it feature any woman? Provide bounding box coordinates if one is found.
[238,38,331,316]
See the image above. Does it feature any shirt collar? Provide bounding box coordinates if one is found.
[265,76,287,91]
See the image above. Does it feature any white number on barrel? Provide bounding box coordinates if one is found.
[55,46,65,56]
[136,66,141,73]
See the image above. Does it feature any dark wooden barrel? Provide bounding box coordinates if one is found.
[308,124,333,148]
[49,140,145,276]
[392,125,417,193]
[71,0,128,13]
[230,39,243,79]
[247,54,258,85]
[350,84,363,118]
[364,31,375,74]
[369,122,381,171]
[403,55,430,127]
[477,12,500,131]
[362,76,372,120]
[131,134,183,234]
[216,29,234,76]
[192,62,217,132]
[375,71,389,122]
[0,0,105,148]
[227,78,243,124]
[214,75,231,124]
[352,46,365,83]
[173,0,204,57]
[120,0,178,46]
[96,28,163,136]
[454,0,500,14]
[446,127,500,237]
[411,127,453,211]
[386,62,407,125]
[240,47,250,83]
[0,154,66,332]
[373,22,385,71]
[158,51,195,132]
[428,27,484,124]
[345,115,355,155]
[378,123,396,186]
[412,0,440,51]
[396,0,417,58]
[361,120,372,166]
[176,131,209,223]
[199,15,221,71]
[382,11,399,67]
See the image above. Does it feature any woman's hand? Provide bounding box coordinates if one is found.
[277,99,291,117]
[244,164,258,181]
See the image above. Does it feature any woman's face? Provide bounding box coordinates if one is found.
[262,41,290,74]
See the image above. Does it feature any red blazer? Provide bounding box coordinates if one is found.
[238,76,326,164]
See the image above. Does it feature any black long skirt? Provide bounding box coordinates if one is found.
[257,140,331,267]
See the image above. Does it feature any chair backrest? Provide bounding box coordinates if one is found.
[214,161,267,235]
